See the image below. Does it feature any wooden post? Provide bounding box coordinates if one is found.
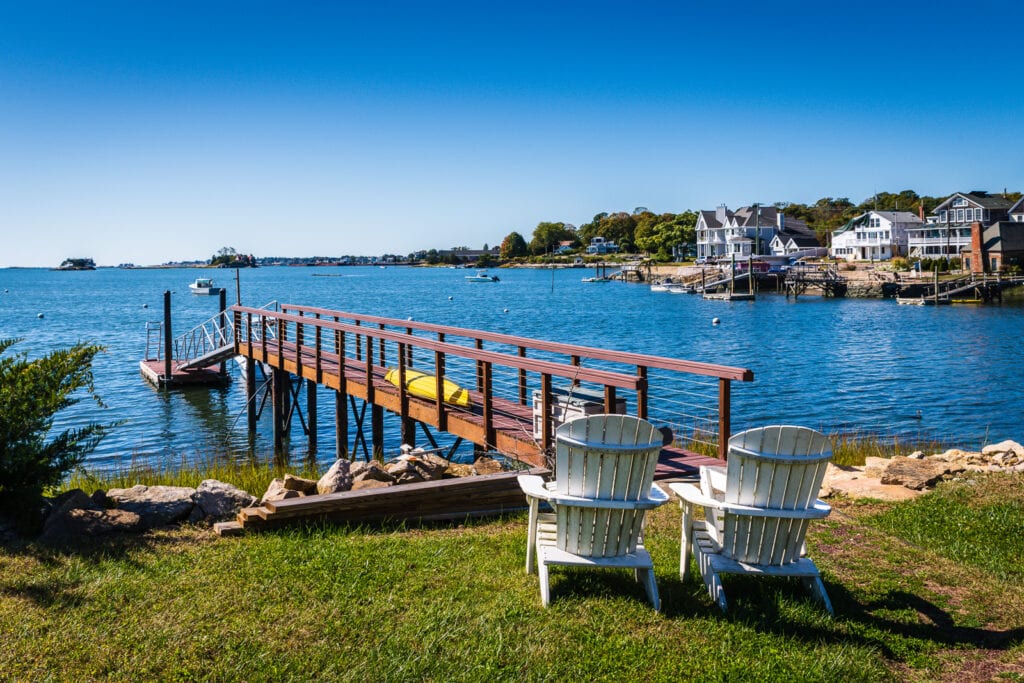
[272,368,286,455]
[718,378,731,461]
[335,326,348,459]
[482,361,494,451]
[636,366,648,419]
[398,343,415,446]
[307,378,317,455]
[371,404,384,461]
[540,373,553,452]
[162,290,172,387]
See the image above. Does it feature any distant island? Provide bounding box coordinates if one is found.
[56,258,96,271]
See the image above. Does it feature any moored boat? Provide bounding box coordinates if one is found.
[189,277,223,295]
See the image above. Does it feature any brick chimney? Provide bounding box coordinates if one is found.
[919,203,925,221]
[969,221,985,273]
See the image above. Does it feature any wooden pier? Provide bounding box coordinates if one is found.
[227,304,753,468]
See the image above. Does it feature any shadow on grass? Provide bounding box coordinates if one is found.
[687,573,1024,659]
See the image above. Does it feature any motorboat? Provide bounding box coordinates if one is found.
[465,271,500,282]
[189,277,223,295]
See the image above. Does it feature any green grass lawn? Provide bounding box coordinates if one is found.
[2,473,1023,682]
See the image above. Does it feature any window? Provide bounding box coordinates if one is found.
[953,197,967,207]
[939,210,947,222]
[957,209,964,222]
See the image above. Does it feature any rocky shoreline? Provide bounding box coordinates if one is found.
[21,447,510,545]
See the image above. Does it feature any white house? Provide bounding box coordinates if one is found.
[830,210,921,262]
[908,191,1015,259]
[586,237,619,255]
[1009,197,1024,223]
[696,204,817,261]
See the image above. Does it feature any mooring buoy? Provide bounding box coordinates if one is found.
[712,317,720,325]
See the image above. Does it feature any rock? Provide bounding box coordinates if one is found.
[982,440,1024,458]
[471,456,504,476]
[261,478,303,503]
[409,451,449,480]
[385,458,425,484]
[47,489,100,518]
[351,479,393,491]
[91,489,109,508]
[40,508,142,544]
[880,457,951,490]
[863,457,891,479]
[282,474,318,494]
[190,480,257,522]
[317,459,353,495]
[351,460,395,484]
[821,463,922,502]
[444,462,475,478]
[106,485,197,528]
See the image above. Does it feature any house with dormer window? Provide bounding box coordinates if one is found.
[695,204,818,261]
[830,210,921,262]
[908,191,1014,259]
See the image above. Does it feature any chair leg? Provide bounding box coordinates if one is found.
[641,569,660,612]
[525,497,538,575]
[802,575,834,615]
[680,501,694,582]
[538,561,551,607]
[697,545,728,612]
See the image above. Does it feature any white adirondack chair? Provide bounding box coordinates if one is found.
[517,414,670,609]
[668,425,834,614]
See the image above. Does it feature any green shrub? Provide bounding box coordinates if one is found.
[0,338,112,530]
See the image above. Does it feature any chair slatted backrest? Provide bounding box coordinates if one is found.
[554,415,662,558]
[719,426,832,565]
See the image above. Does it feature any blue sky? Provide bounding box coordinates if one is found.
[1,0,1022,266]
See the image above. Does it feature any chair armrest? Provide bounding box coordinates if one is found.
[538,483,669,510]
[668,483,831,519]
[668,482,720,508]
[517,475,553,502]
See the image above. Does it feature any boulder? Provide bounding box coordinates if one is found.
[471,456,504,476]
[880,457,954,490]
[981,440,1024,458]
[282,474,318,494]
[190,480,257,522]
[351,460,394,484]
[261,478,303,504]
[317,459,353,495]
[40,508,142,544]
[106,485,196,529]
[385,457,425,484]
[444,462,475,478]
[47,489,100,518]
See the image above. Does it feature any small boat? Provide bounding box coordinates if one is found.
[465,271,500,282]
[666,284,696,294]
[189,277,223,295]
[581,276,612,283]
[384,367,471,407]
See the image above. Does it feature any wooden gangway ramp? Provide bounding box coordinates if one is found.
[227,304,754,469]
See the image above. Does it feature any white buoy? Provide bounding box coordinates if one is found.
[37,313,44,319]
[448,296,453,300]
[407,316,414,321]
[143,303,149,308]
[712,317,720,325]
[503,308,509,313]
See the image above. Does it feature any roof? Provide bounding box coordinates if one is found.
[988,221,1024,252]
[1010,197,1024,215]
[786,234,822,247]
[934,191,1015,212]
[833,210,922,235]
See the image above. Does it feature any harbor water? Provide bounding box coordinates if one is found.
[1,265,1022,471]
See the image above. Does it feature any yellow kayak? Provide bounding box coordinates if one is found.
[384,367,471,408]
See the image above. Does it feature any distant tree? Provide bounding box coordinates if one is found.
[424,249,440,265]
[477,252,495,268]
[635,211,697,260]
[528,222,575,256]
[500,231,529,259]
[0,339,112,532]
[482,243,489,252]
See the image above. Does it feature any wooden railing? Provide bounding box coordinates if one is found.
[232,304,754,460]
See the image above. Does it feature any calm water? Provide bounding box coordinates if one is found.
[1,266,1022,470]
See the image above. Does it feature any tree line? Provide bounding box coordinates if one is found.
[498,189,1023,262]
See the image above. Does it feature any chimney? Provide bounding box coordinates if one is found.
[969,221,985,274]
[715,204,727,225]
[919,203,924,221]
[777,212,785,231]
